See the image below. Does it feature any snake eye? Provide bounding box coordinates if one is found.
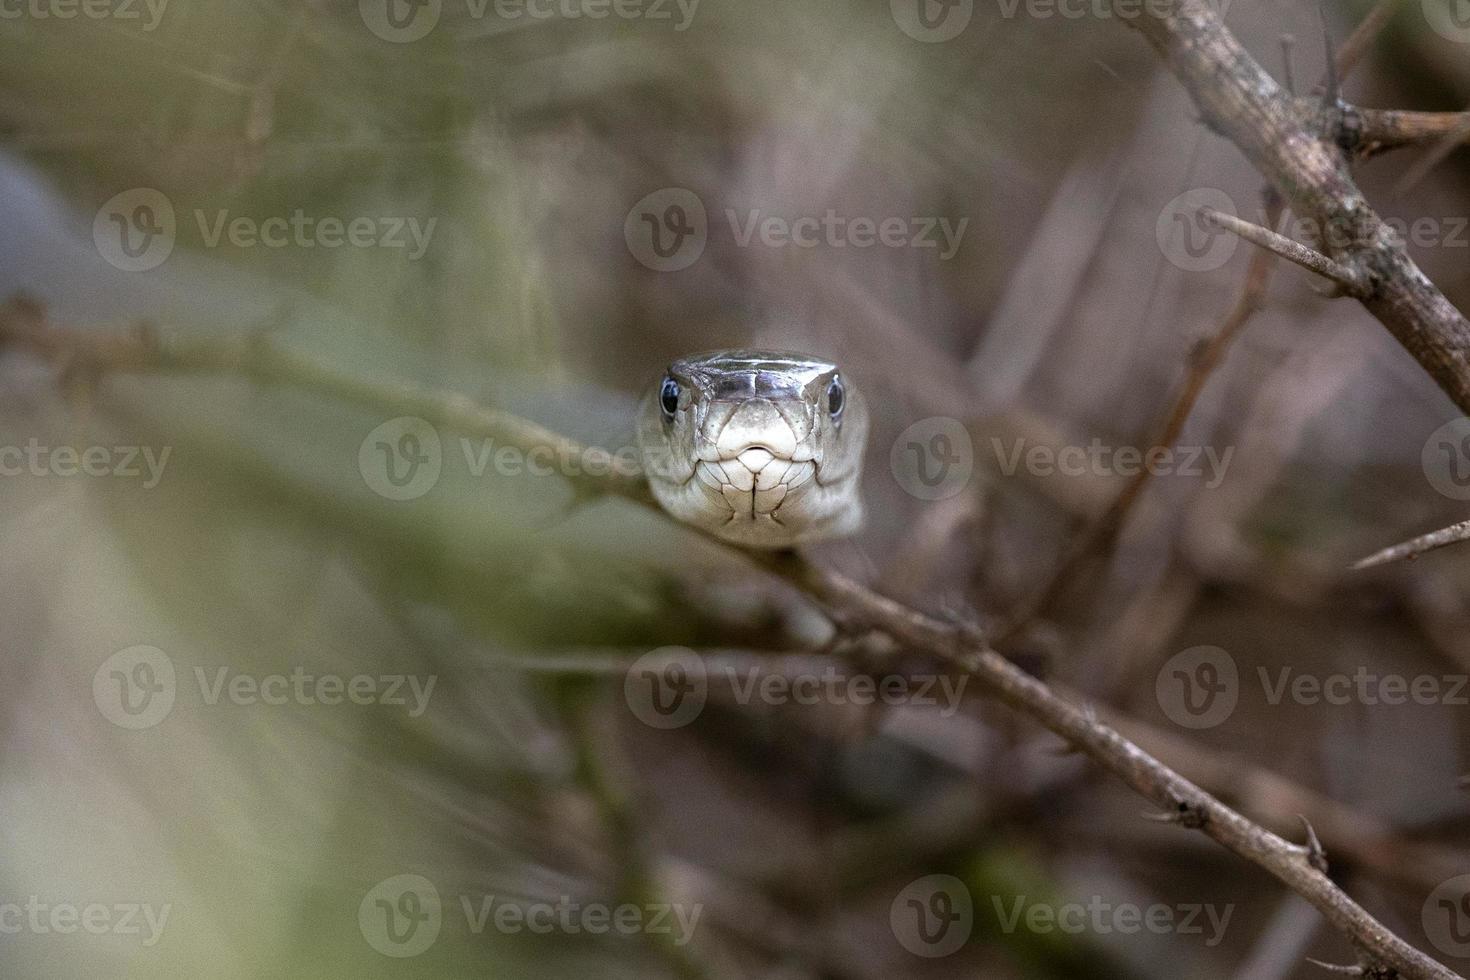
[659,376,681,422]
[827,376,845,422]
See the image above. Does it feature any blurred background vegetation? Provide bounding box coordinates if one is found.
[2,0,1469,977]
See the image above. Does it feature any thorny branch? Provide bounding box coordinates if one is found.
[1120,0,1470,416]
[0,299,1458,978]
[1354,518,1470,571]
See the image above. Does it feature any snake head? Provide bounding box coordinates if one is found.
[637,349,867,548]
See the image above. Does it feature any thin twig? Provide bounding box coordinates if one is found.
[1331,0,1402,80]
[0,295,652,506]
[1353,517,1470,570]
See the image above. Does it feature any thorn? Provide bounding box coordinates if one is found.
[1298,815,1329,874]
[1317,0,1340,110]
[1280,34,1297,97]
[1306,959,1365,975]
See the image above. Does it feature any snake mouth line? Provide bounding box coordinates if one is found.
[693,454,815,519]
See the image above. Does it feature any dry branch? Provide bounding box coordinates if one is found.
[1119,0,1470,416]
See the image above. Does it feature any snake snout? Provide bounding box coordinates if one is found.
[708,399,801,460]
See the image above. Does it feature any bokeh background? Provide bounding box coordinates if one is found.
[2,0,1470,976]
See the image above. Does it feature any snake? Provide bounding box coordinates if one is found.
[637,350,868,548]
